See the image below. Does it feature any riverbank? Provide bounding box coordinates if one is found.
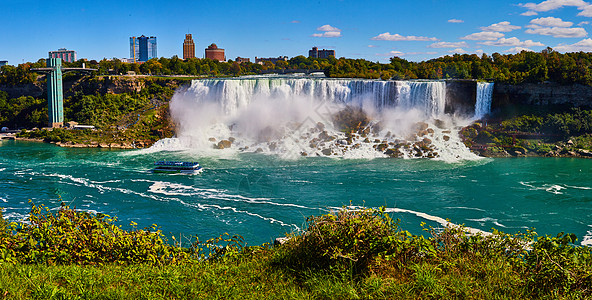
[460,109,592,159]
[14,129,157,149]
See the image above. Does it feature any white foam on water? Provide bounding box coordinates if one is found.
[565,184,592,190]
[466,217,507,228]
[520,182,569,195]
[144,180,312,209]
[444,206,487,212]
[583,227,592,246]
[33,172,299,229]
[179,201,300,230]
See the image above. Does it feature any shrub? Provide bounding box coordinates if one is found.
[524,232,592,296]
[0,202,195,265]
[274,208,432,278]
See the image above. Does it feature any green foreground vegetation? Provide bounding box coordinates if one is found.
[1,205,591,299]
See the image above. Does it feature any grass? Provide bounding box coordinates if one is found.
[1,206,591,299]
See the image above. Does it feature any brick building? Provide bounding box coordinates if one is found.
[308,47,335,59]
[205,43,225,62]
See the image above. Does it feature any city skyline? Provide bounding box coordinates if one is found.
[4,0,592,65]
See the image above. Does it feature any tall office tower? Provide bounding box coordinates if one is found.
[183,34,195,59]
[130,35,157,62]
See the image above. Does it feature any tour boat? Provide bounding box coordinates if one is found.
[152,161,203,174]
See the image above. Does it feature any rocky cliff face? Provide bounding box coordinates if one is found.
[0,82,44,98]
[75,76,148,95]
[445,80,477,116]
[492,83,592,111]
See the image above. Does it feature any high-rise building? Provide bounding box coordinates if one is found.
[49,48,77,63]
[308,47,335,59]
[130,35,157,62]
[183,34,195,59]
[205,43,225,62]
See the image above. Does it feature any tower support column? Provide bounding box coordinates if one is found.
[47,58,63,128]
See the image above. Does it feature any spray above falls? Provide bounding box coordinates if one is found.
[162,77,490,161]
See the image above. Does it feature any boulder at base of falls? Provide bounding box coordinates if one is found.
[322,148,332,156]
[376,143,389,151]
[434,119,446,129]
[385,148,402,158]
[318,131,335,142]
[332,106,371,133]
[215,140,232,149]
[268,142,278,151]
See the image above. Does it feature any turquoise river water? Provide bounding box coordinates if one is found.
[1,140,591,246]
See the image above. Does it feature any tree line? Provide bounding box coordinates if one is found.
[2,47,592,85]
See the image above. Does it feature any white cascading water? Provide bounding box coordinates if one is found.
[396,81,447,118]
[475,82,494,119]
[152,76,479,162]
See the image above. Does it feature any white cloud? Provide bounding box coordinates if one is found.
[312,31,342,38]
[428,41,469,48]
[480,37,545,47]
[448,19,464,23]
[377,51,437,57]
[291,20,301,24]
[520,0,587,11]
[367,45,379,48]
[530,17,573,28]
[378,51,405,57]
[461,31,505,40]
[371,32,438,41]
[480,21,521,32]
[312,24,342,38]
[525,26,587,38]
[520,0,592,17]
[580,5,592,16]
[579,21,590,26]
[505,47,534,53]
[521,10,539,16]
[317,24,341,32]
[554,38,592,52]
[448,48,467,53]
[475,49,485,56]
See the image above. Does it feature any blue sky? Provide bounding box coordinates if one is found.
[3,0,592,65]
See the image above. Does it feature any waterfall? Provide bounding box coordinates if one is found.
[179,77,446,118]
[395,81,446,118]
[161,76,478,161]
[475,82,494,119]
